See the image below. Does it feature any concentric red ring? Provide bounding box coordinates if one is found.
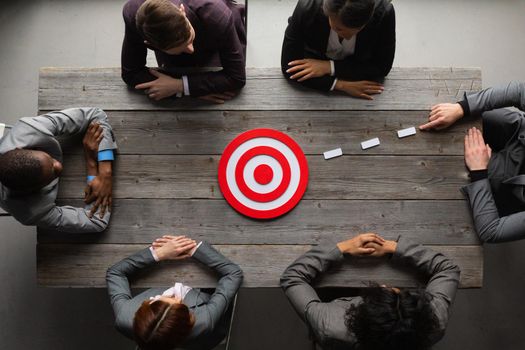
[235,146,291,203]
[218,128,309,219]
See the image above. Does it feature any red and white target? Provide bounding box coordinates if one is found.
[218,129,309,219]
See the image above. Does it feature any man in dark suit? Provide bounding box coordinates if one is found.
[282,0,395,100]
[420,81,525,243]
[122,0,246,104]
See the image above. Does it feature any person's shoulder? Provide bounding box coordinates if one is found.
[373,0,395,19]
[122,0,145,22]
[190,0,234,29]
[295,0,323,15]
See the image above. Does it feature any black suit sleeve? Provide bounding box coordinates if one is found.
[281,0,336,92]
[333,5,396,80]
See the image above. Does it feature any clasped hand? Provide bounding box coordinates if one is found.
[151,235,198,261]
[337,233,397,257]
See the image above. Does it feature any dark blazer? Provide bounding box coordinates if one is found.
[281,0,396,92]
[122,0,246,97]
[460,81,525,243]
[106,242,243,350]
[280,237,460,349]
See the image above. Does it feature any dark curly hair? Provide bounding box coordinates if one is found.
[323,0,375,28]
[0,149,44,191]
[345,283,439,350]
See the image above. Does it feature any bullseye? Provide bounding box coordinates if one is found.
[254,164,273,185]
[218,128,309,219]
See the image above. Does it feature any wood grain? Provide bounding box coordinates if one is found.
[37,243,482,288]
[39,67,481,111]
[53,110,480,156]
[56,155,469,200]
[38,199,477,245]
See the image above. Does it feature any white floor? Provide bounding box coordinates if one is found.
[1,1,525,349]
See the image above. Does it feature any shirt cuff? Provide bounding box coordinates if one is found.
[469,169,488,182]
[330,60,335,76]
[97,150,114,162]
[458,97,471,117]
[182,76,190,96]
[149,246,160,262]
[191,241,203,256]
[87,175,96,184]
[330,78,338,91]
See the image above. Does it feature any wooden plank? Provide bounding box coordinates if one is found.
[56,155,469,200]
[37,243,483,288]
[39,67,481,111]
[37,199,477,245]
[53,110,480,156]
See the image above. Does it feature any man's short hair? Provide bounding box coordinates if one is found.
[346,283,439,350]
[323,0,375,28]
[136,0,192,50]
[0,149,44,191]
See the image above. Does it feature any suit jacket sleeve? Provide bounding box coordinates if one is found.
[106,248,157,335]
[333,5,396,80]
[186,17,246,96]
[8,107,117,153]
[281,0,336,92]
[280,245,343,322]
[461,179,525,242]
[191,242,243,331]
[121,1,157,87]
[393,236,460,338]
[36,203,110,233]
[464,81,525,116]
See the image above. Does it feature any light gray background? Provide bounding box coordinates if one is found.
[1,0,525,349]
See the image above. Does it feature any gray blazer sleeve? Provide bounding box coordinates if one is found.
[461,179,525,242]
[464,81,525,115]
[393,237,460,336]
[24,107,117,151]
[36,203,110,233]
[280,245,343,322]
[106,248,157,336]
[192,242,243,332]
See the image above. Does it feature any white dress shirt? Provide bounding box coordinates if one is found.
[325,30,357,90]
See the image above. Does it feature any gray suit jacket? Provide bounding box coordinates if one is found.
[106,242,243,350]
[0,107,117,233]
[280,236,460,349]
[461,81,525,242]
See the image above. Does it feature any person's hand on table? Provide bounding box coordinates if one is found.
[419,103,464,131]
[85,170,112,219]
[337,233,386,256]
[334,80,384,100]
[464,127,492,171]
[198,91,237,104]
[286,58,331,81]
[82,122,103,163]
[135,69,183,101]
[151,235,197,261]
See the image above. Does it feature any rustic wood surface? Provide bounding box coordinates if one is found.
[39,67,482,111]
[37,67,483,288]
[53,111,479,156]
[56,155,469,200]
[37,244,482,288]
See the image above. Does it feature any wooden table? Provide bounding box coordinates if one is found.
[37,67,483,288]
